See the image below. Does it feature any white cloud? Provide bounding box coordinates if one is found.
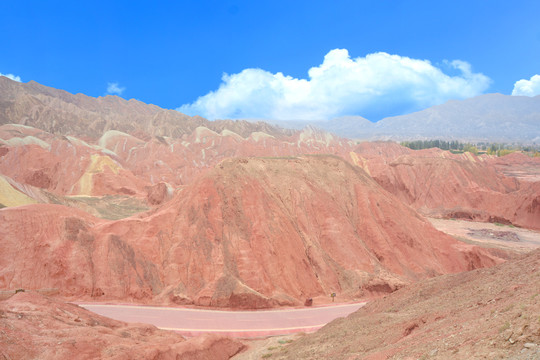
[0,73,22,82]
[178,49,491,121]
[512,75,540,96]
[106,82,125,95]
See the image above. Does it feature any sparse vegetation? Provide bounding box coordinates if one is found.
[254,339,295,358]
[400,139,471,152]
[494,222,516,228]
[65,195,149,220]
[400,139,540,156]
[499,321,510,332]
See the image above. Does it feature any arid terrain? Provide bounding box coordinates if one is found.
[352,142,540,230]
[252,249,540,360]
[1,77,539,359]
[429,218,540,254]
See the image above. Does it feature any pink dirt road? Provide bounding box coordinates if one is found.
[79,302,366,337]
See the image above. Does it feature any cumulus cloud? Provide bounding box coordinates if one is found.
[106,82,125,95]
[0,73,22,82]
[512,75,540,96]
[178,49,491,121]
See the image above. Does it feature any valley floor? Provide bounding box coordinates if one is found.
[429,218,540,253]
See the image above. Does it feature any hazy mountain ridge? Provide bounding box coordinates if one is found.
[3,76,539,144]
[314,93,540,143]
[0,77,292,140]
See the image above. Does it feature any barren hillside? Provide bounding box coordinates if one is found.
[268,249,540,359]
[0,156,505,308]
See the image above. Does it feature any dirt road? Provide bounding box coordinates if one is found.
[79,302,365,337]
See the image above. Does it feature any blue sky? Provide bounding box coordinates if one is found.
[1,0,540,121]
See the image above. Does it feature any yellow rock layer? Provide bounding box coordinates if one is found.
[75,154,122,195]
[463,151,477,162]
[0,176,36,207]
[349,151,371,176]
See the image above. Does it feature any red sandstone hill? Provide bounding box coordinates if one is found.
[0,125,150,199]
[0,156,505,308]
[271,248,540,360]
[0,123,354,202]
[0,291,244,360]
[1,78,537,231]
[490,151,540,182]
[352,142,540,230]
[96,124,354,189]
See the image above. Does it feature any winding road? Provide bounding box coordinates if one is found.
[80,302,365,337]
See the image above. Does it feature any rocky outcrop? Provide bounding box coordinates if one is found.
[0,204,161,300]
[146,182,172,205]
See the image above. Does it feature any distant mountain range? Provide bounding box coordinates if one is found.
[261,94,540,144]
[0,76,291,139]
[1,76,539,143]
[300,94,540,144]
